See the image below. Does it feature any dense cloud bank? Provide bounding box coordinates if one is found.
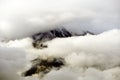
[0,29,120,80]
[0,0,120,39]
[0,0,120,80]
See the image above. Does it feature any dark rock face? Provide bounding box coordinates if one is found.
[32,28,73,42]
[32,28,76,49]
[22,57,65,78]
[32,28,94,49]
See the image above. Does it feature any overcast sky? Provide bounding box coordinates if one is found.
[0,0,119,39]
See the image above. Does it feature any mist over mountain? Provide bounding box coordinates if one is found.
[0,0,120,80]
[32,27,94,49]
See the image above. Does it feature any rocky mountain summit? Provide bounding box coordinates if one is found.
[32,28,94,49]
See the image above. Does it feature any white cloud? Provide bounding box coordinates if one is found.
[0,29,119,80]
[0,0,119,39]
[0,47,26,80]
[37,29,120,80]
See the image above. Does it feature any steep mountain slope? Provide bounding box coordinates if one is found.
[32,28,94,49]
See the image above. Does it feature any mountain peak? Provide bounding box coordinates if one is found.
[32,28,94,49]
[32,28,76,49]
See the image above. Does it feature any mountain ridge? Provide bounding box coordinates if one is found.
[32,27,94,49]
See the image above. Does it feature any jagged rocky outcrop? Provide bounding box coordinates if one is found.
[32,28,94,49]
[22,57,65,78]
[32,28,76,49]
[32,28,73,41]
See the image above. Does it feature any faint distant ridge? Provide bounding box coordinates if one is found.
[32,27,94,49]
